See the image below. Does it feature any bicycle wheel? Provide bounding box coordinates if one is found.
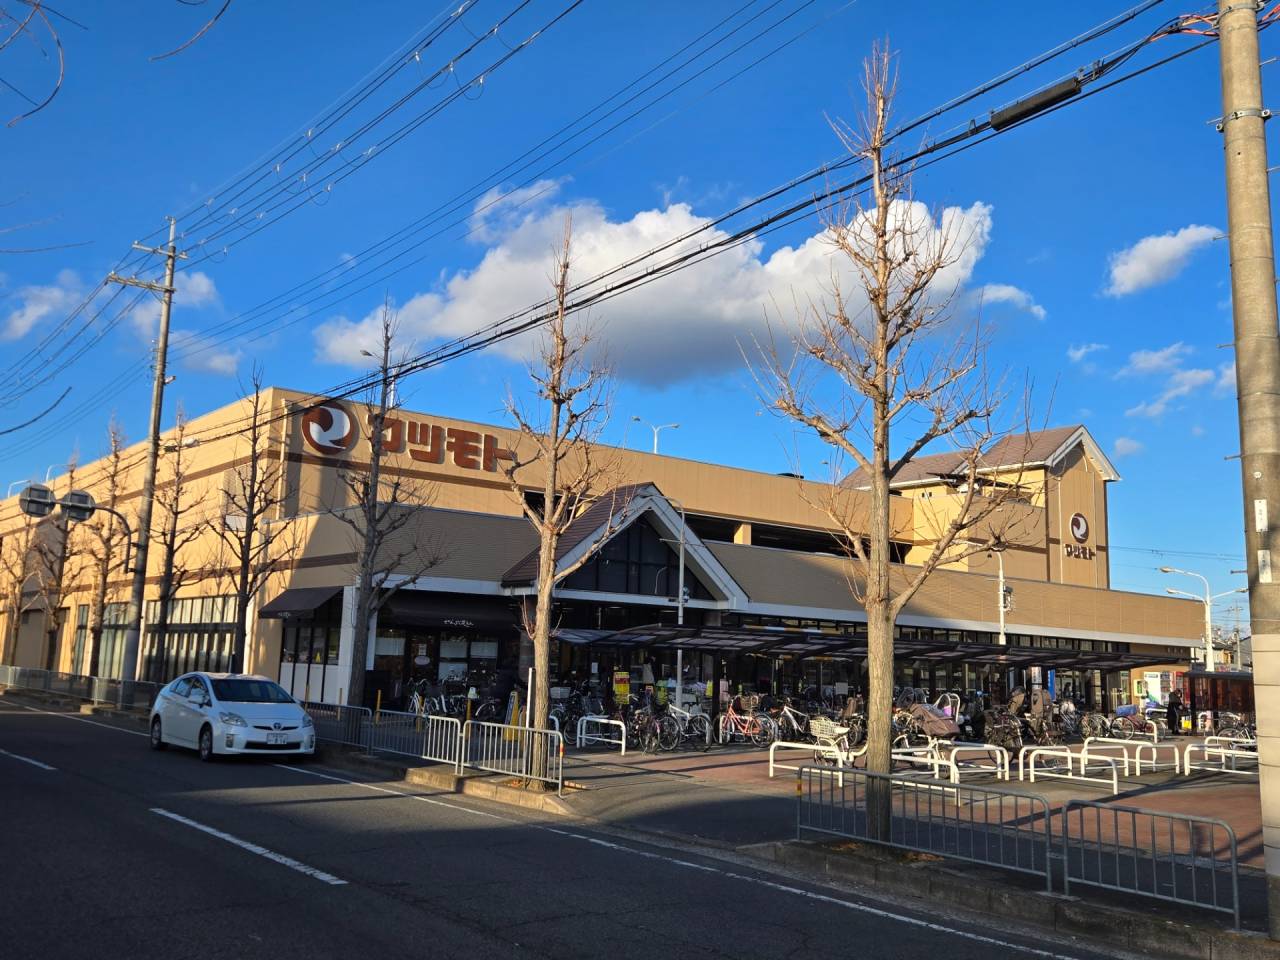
[656,715,681,752]
[1081,713,1109,739]
[1111,716,1135,740]
[751,715,778,746]
[687,714,712,750]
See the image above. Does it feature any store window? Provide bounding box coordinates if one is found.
[142,594,237,682]
[71,605,89,675]
[563,517,714,599]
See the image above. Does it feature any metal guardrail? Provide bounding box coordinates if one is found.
[463,720,564,795]
[367,708,462,771]
[0,664,160,709]
[301,701,371,750]
[795,765,1055,891]
[1018,746,1119,795]
[1062,800,1240,929]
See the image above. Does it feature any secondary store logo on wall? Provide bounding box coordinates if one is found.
[1064,512,1095,560]
[301,400,358,455]
[1069,512,1089,543]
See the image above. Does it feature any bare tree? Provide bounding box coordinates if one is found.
[81,419,128,676]
[502,216,629,752]
[212,372,297,671]
[150,409,210,681]
[0,512,37,665]
[757,47,1032,823]
[338,304,440,707]
[31,457,83,671]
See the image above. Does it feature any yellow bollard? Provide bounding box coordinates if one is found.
[504,691,520,741]
[374,688,382,726]
[465,697,473,725]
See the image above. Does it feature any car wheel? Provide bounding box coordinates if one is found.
[150,717,167,751]
[198,725,216,762]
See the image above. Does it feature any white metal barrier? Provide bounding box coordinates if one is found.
[576,715,627,754]
[768,740,851,785]
[463,720,564,794]
[1019,746,1119,795]
[1184,742,1260,777]
[367,709,463,771]
[934,741,1011,781]
[892,744,959,784]
[1080,737,1183,775]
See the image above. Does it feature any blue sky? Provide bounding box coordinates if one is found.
[0,1,1257,628]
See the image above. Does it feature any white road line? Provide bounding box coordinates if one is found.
[274,763,514,823]
[0,747,56,771]
[150,808,346,886]
[274,765,1087,960]
[14,704,149,737]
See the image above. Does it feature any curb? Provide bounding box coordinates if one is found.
[741,839,1272,960]
[318,748,575,817]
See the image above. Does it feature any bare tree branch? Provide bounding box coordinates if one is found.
[150,0,232,62]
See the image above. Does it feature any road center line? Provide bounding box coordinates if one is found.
[0,747,56,771]
[15,703,149,737]
[274,765,1086,960]
[150,807,346,886]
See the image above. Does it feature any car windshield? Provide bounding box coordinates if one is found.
[210,679,294,704]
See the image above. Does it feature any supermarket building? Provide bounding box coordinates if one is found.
[0,386,1204,710]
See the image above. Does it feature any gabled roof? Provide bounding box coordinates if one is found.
[501,483,747,603]
[500,483,653,586]
[843,425,1120,490]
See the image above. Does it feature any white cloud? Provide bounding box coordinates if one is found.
[314,193,1002,385]
[469,178,566,243]
[127,270,219,336]
[1216,361,1236,396]
[2,269,83,341]
[1105,224,1219,297]
[975,283,1045,320]
[1191,424,1206,437]
[1125,368,1215,418]
[170,329,241,376]
[1113,436,1144,457]
[1067,342,1106,364]
[1117,342,1191,377]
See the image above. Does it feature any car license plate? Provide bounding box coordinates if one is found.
[267,732,288,745]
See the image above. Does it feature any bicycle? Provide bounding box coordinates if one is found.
[667,702,712,750]
[717,696,777,745]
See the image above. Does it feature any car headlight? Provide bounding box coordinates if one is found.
[301,714,314,728]
[219,712,247,727]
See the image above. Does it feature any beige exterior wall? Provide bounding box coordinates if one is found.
[0,387,1189,676]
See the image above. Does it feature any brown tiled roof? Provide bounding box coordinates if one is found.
[501,483,651,586]
[372,506,537,581]
[844,425,1086,489]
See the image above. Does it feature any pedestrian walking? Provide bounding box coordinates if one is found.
[1166,687,1184,736]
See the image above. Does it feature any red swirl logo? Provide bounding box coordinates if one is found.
[1069,512,1089,544]
[301,400,357,455]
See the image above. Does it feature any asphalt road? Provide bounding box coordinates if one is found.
[0,700,1122,960]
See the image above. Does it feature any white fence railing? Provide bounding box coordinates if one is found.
[464,720,564,794]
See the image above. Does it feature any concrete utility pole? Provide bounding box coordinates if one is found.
[1217,0,1280,933]
[107,218,183,695]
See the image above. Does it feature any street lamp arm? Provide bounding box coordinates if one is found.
[67,500,136,574]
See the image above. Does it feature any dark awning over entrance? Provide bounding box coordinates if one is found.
[588,624,1173,672]
[381,592,518,633]
[259,586,342,619]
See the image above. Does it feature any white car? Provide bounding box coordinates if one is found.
[150,672,315,761]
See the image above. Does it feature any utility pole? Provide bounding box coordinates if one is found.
[107,218,184,697]
[1217,0,1280,935]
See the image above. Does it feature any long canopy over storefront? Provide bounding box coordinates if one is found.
[588,624,1172,673]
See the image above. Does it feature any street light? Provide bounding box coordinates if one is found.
[631,416,678,455]
[1158,566,1247,672]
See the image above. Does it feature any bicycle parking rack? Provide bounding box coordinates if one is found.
[1184,741,1259,777]
[769,740,854,785]
[1019,746,1119,795]
[1080,737,1182,776]
[576,715,627,753]
[891,744,959,783]
[932,741,1010,781]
